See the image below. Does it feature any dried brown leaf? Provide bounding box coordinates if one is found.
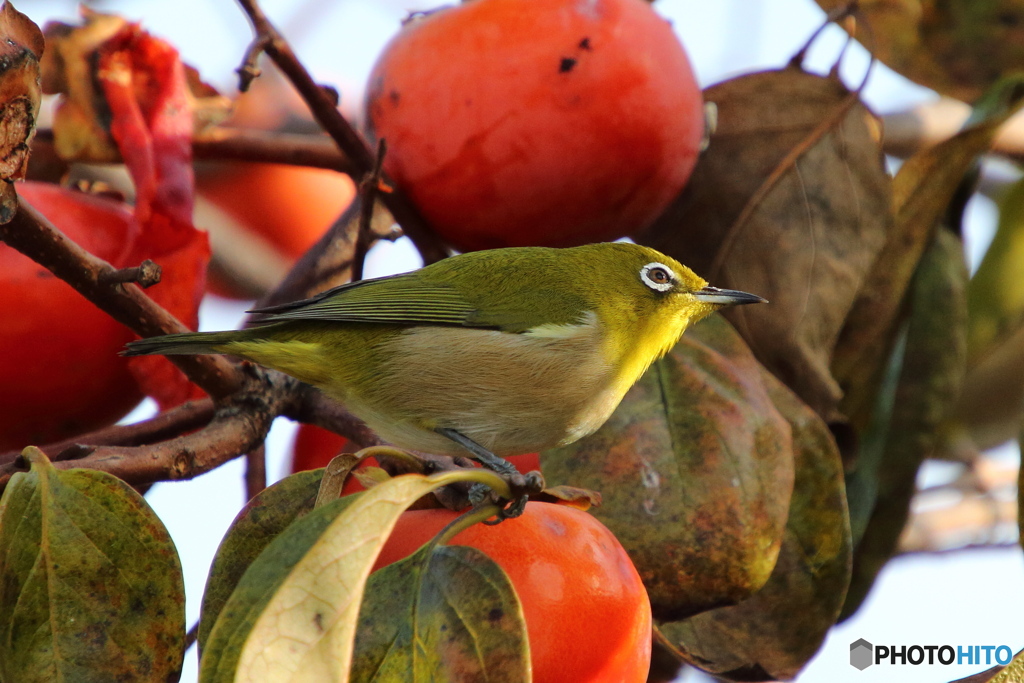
[532,484,602,510]
[640,65,891,424]
[834,79,1024,431]
[541,315,794,619]
[816,0,1024,102]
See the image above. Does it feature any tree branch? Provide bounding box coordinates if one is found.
[193,127,357,173]
[0,399,215,466]
[0,196,243,399]
[34,127,356,174]
[0,366,285,488]
[352,139,388,282]
[233,0,449,265]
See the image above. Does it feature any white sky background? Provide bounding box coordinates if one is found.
[20,1,1024,681]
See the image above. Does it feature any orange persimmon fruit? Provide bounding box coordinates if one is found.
[366,0,703,251]
[374,503,653,683]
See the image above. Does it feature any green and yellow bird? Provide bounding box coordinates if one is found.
[125,242,763,470]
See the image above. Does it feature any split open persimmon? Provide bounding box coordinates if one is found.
[374,503,653,683]
[366,0,704,251]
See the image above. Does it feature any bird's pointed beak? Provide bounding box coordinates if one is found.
[693,286,768,307]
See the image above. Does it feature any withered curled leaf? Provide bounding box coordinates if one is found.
[541,315,794,620]
[40,8,230,164]
[0,1,43,222]
[640,65,891,426]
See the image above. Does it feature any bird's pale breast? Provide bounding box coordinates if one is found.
[354,312,622,455]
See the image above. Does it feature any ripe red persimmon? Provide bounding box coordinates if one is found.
[374,503,652,683]
[366,0,703,251]
[0,183,143,450]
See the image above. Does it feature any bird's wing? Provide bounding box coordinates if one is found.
[249,253,593,333]
[249,272,486,327]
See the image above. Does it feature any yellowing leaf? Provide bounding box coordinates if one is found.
[0,447,185,682]
[199,469,323,655]
[953,177,1024,450]
[200,469,506,683]
[842,229,967,618]
[988,646,1024,683]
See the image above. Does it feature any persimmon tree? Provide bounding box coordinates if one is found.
[0,1,1023,682]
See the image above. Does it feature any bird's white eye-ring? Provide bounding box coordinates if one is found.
[640,262,676,292]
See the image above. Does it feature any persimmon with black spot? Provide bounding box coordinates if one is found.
[366,0,704,251]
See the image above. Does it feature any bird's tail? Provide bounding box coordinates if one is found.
[122,330,247,357]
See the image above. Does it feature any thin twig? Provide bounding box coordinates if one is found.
[249,196,398,313]
[193,127,357,173]
[236,34,270,92]
[352,139,388,282]
[898,496,1016,555]
[0,399,215,466]
[882,98,1024,162]
[97,259,162,288]
[233,0,449,265]
[34,127,358,174]
[0,196,243,399]
[244,444,267,500]
[789,1,858,66]
[184,621,199,653]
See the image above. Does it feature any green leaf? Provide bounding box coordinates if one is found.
[199,468,323,654]
[0,447,185,683]
[956,176,1024,450]
[351,544,530,682]
[542,315,794,619]
[657,374,851,681]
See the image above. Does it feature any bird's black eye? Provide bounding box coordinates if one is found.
[649,268,670,284]
[640,262,676,292]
